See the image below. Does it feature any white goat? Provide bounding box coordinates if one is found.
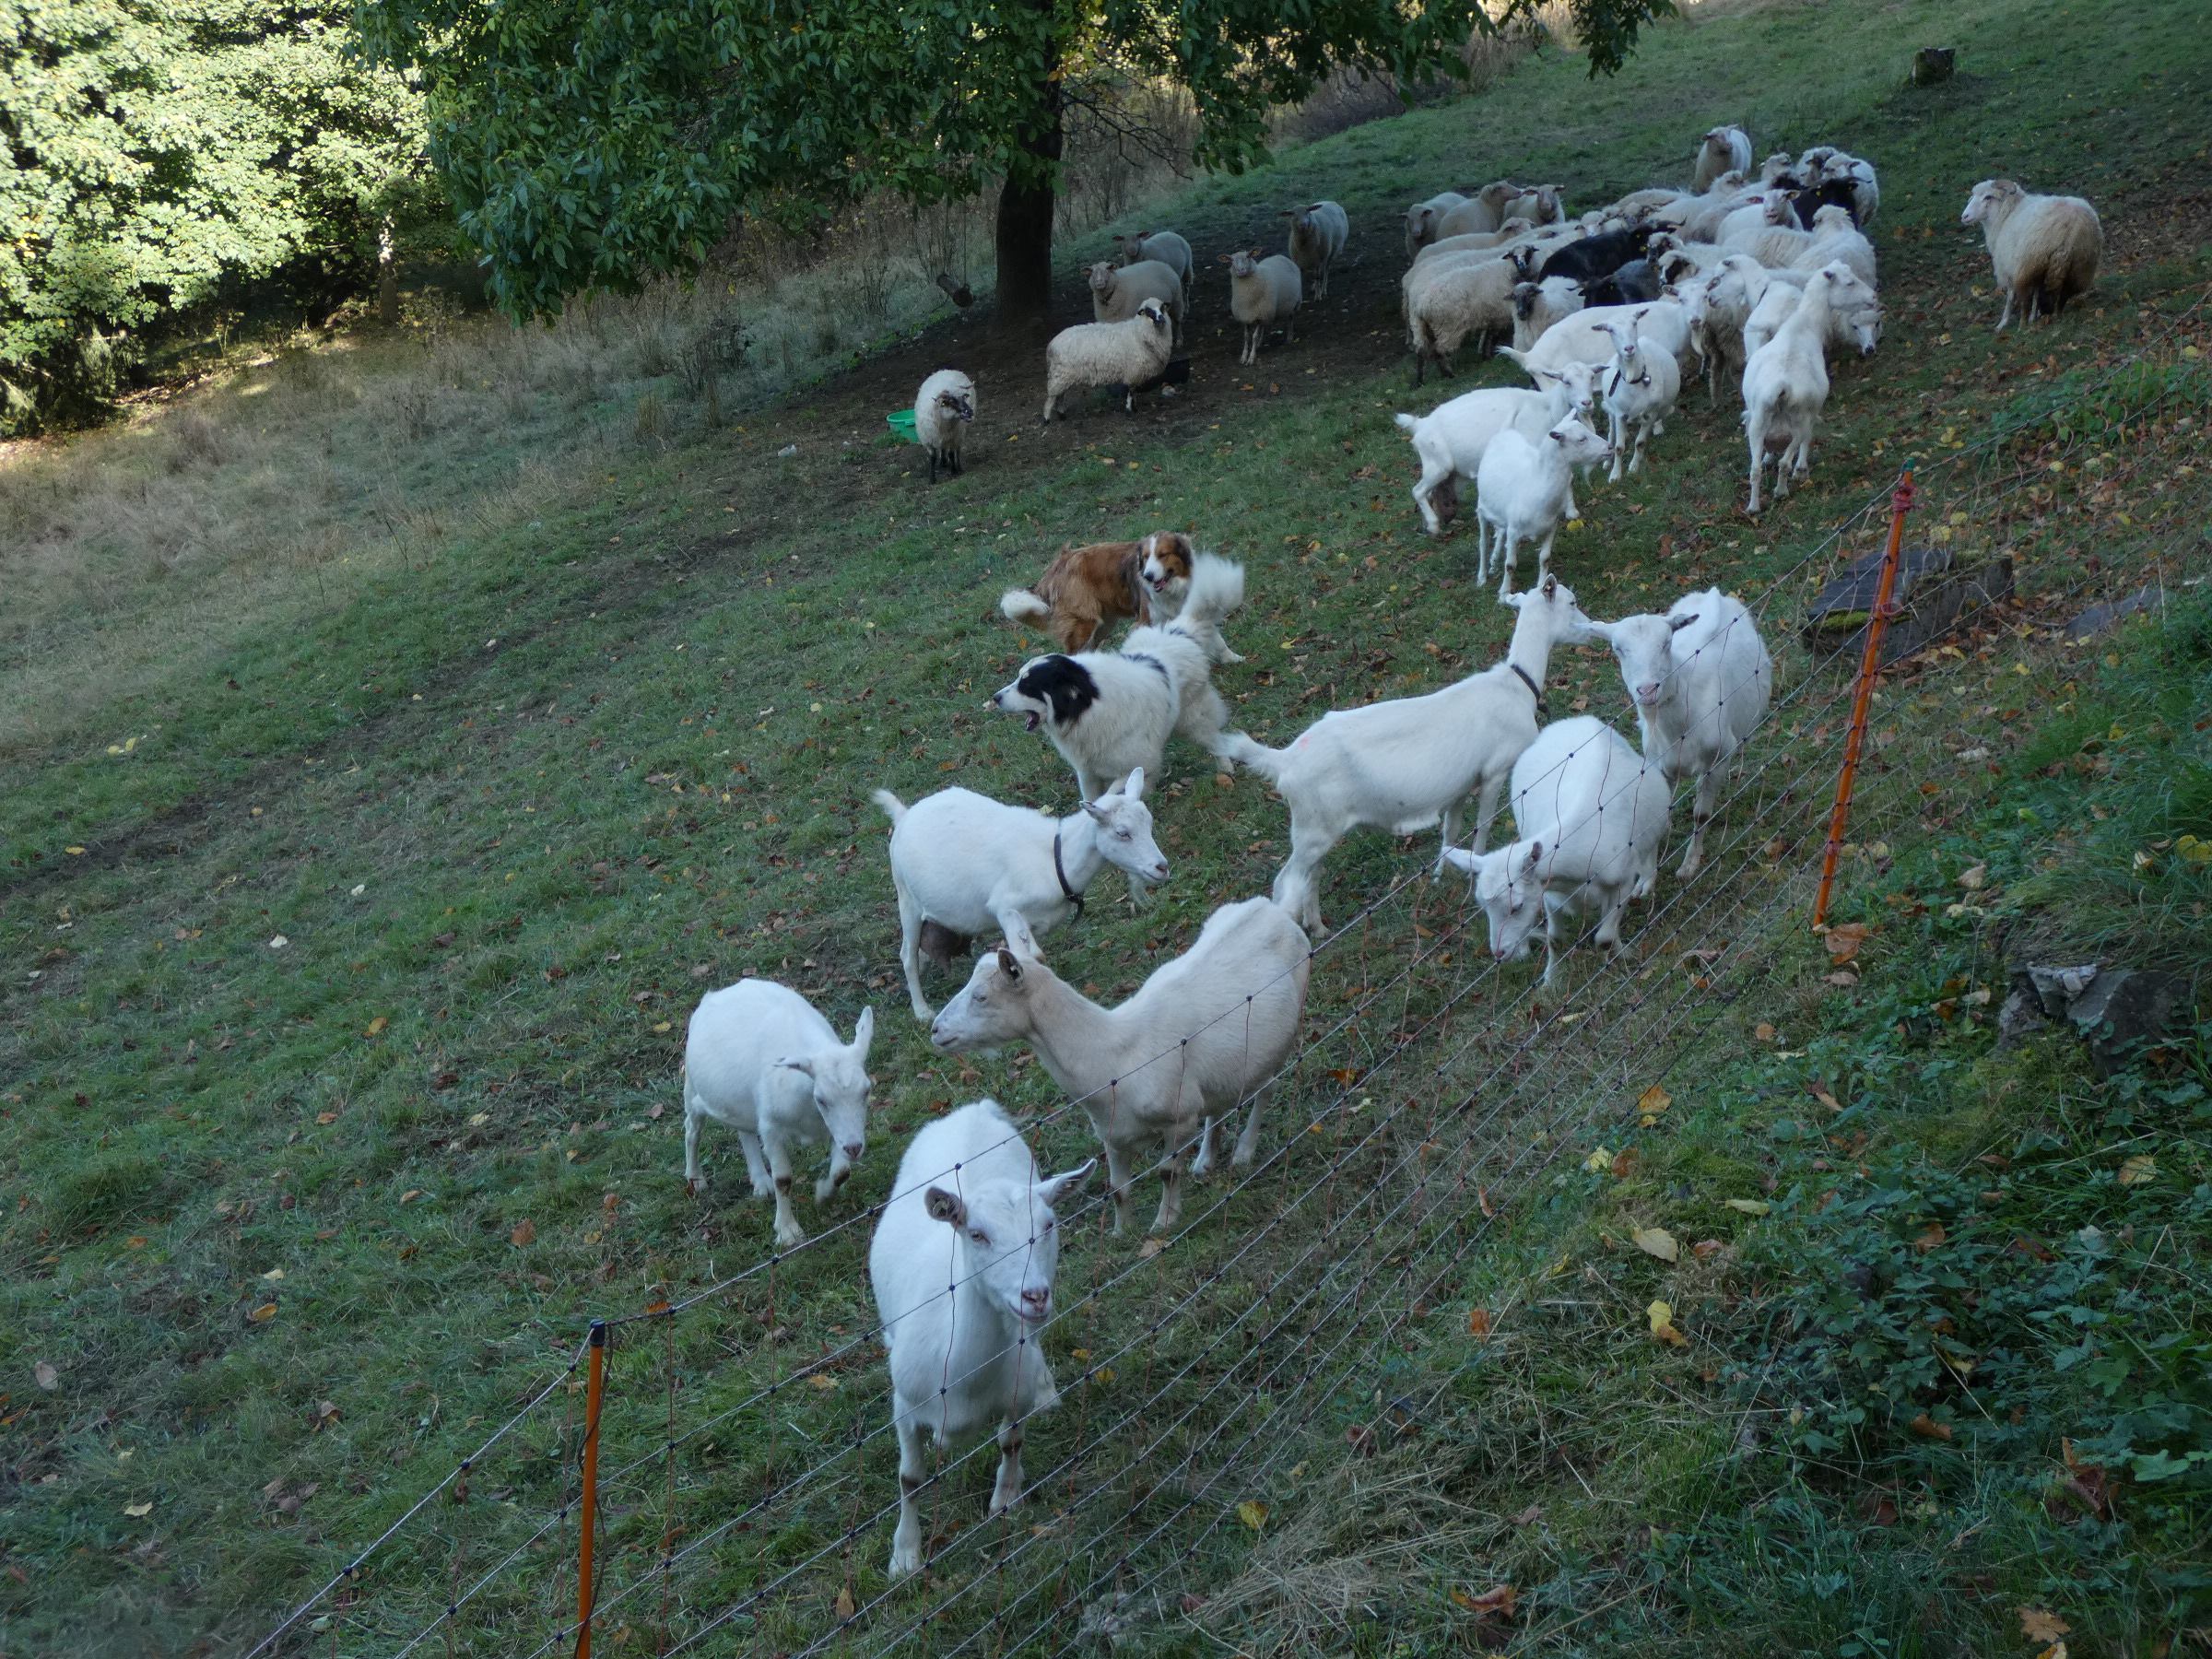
[1576,588,1773,877]
[1499,297,1693,378]
[1598,317,1681,481]
[1475,418,1614,598]
[1740,264,1881,362]
[930,900,1311,1234]
[873,770,1167,1022]
[1393,360,1605,536]
[1742,263,1853,512]
[1960,180,2103,331]
[1212,574,1595,932]
[682,981,876,1248]
[873,1099,1093,1578]
[1443,716,1672,985]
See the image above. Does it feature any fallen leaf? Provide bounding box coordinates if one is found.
[1908,1413,1952,1441]
[308,1400,341,1430]
[1690,1239,1723,1259]
[2019,1609,2071,1643]
[364,1017,389,1038]
[268,934,290,950]
[261,1266,285,1281]
[314,1109,338,1125]
[1822,923,1870,963]
[1477,1186,1496,1218]
[509,1219,536,1246]
[467,1112,489,1127]
[1632,1226,1679,1263]
[1235,1500,1269,1530]
[1825,971,1859,987]
[1636,1084,1671,1121]
[806,1372,838,1390]
[1755,1022,1777,1041]
[1648,1300,1688,1347]
[34,1360,58,1391]
[1724,1199,1770,1217]
[1957,864,1987,890]
[1455,1583,1516,1617]
[1136,1236,1166,1259]
[833,1585,856,1620]
[2117,1155,2156,1187]
[1912,1222,1947,1253]
[2036,1645,2067,1659]
[399,1189,422,1204]
[1509,1502,1542,1525]
[1583,1146,1615,1173]
[249,1304,277,1323]
[646,1103,665,1120]
[1466,1307,1492,1338]
[124,1500,154,1518]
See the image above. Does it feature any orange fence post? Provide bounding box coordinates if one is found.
[1814,467,1915,929]
[574,1321,608,1659]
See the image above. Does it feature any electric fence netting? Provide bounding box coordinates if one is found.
[247,285,2211,1659]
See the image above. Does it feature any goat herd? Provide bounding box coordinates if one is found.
[708,129,2103,1580]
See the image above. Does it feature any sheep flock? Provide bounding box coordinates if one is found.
[764,131,2109,1579]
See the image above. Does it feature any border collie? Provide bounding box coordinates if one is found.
[999,531,1195,654]
[991,553,1246,802]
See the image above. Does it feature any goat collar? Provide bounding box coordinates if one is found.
[1511,662,1549,718]
[1053,828,1085,915]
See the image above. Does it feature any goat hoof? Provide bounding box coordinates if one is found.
[686,1176,708,1197]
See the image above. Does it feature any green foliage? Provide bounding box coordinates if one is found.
[0,0,439,430]
[357,0,1667,320]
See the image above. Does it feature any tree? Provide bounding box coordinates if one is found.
[0,1,439,431]
[357,0,1666,328]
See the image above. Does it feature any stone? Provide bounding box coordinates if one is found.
[2065,968,2187,1075]
[1803,545,2015,668]
[1911,46,1957,87]
[2065,587,2159,642]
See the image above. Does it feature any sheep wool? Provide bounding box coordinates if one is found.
[1041,301,1175,422]
[1960,179,2102,331]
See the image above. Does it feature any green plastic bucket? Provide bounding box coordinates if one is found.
[886,408,918,441]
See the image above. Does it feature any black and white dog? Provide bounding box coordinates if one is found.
[991,553,1247,803]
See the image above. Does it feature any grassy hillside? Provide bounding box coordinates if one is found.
[3,0,2207,1653]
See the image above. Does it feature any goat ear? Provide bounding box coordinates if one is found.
[1038,1159,1096,1206]
[777,1055,817,1078]
[1541,572,1559,600]
[994,947,1023,982]
[1081,800,1109,822]
[1123,766,1146,800]
[850,1006,875,1059]
[1669,612,1700,633]
[1520,841,1545,877]
[924,1187,968,1229]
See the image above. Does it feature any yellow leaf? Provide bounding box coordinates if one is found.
[65,845,87,856]
[806,1372,838,1391]
[468,1112,489,1127]
[1235,1500,1269,1531]
[653,1020,673,1034]
[1136,1236,1167,1259]
[261,1267,285,1281]
[2117,1155,2156,1187]
[315,1110,338,1125]
[2019,1608,2071,1643]
[249,1303,278,1323]
[2175,834,2211,865]
[1466,1307,1492,1338]
[1632,1226,1679,1263]
[1583,1147,1615,1173]
[364,1017,389,1038]
[399,1189,422,1204]
[1724,1198,1770,1216]
[124,1500,154,1517]
[833,1586,856,1620]
[1635,1084,1671,1119]
[1647,1300,1688,1347]
[2037,1646,2067,1659]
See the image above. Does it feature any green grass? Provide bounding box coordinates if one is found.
[4,0,2210,1653]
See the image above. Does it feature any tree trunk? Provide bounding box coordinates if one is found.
[994,65,1063,326]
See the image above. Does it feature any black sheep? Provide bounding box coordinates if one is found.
[1535,225,1654,287]
[1790,180,1862,229]
[1580,258,1665,309]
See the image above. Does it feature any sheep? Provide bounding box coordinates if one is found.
[1536,224,1654,288]
[1088,259,1184,345]
[682,980,877,1248]
[1408,218,1537,267]
[1740,263,1881,362]
[1442,716,1672,985]
[1742,263,1856,512]
[1718,192,1802,258]
[873,769,1167,1022]
[1788,204,1877,285]
[930,899,1311,1234]
[1671,175,1759,242]
[1837,156,1880,225]
[1393,360,1606,536]
[1612,185,1690,218]
[1500,297,1694,378]
[1511,276,1585,351]
[1475,418,1614,599]
[1575,587,1773,879]
[1960,180,2103,331]
[1283,200,1350,299]
[912,370,975,483]
[1435,181,1524,240]
[873,1099,1094,1579]
[1405,192,1470,259]
[1225,250,1302,366]
[1212,574,1596,933]
[1503,183,1569,226]
[1787,177,1863,229]
[1693,125,1754,192]
[1681,253,1776,398]
[1041,300,1173,422]
[1598,317,1681,481]
[1114,229,1194,296]
[1579,256,1665,309]
[1406,253,1525,383]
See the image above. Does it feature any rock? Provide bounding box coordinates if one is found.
[2026,962,2101,1017]
[2066,968,2187,1075]
[1995,986,2049,1047]
[1803,545,2016,668]
[2065,587,2159,642]
[1910,46,1957,87]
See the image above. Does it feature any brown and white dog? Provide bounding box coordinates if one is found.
[998,531,1195,654]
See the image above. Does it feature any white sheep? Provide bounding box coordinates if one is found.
[1693,125,1754,192]
[1393,360,1606,536]
[1500,297,1693,377]
[930,900,1311,1235]
[872,770,1167,1022]
[873,1099,1093,1579]
[1442,715,1673,985]
[1670,174,1759,242]
[1435,181,1524,240]
[1679,254,1772,398]
[1575,587,1773,879]
[1213,574,1596,932]
[1833,155,1880,225]
[912,369,975,483]
[1285,201,1350,299]
[1785,205,1877,286]
[1719,192,1804,259]
[1405,252,1526,383]
[1510,275,1585,351]
[1114,229,1194,296]
[1505,183,1570,227]
[1041,300,1173,422]
[1405,192,1470,259]
[1475,418,1614,599]
[1598,317,1681,481]
[681,980,876,1249]
[1088,259,1184,345]
[1960,180,2103,331]
[1740,262,1881,362]
[1408,218,1537,267]
[1225,250,1301,366]
[1742,262,1855,512]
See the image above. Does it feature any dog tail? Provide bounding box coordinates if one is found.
[1175,553,1246,632]
[1209,727,1288,782]
[1393,412,1421,436]
[999,588,1053,629]
[870,789,908,826]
